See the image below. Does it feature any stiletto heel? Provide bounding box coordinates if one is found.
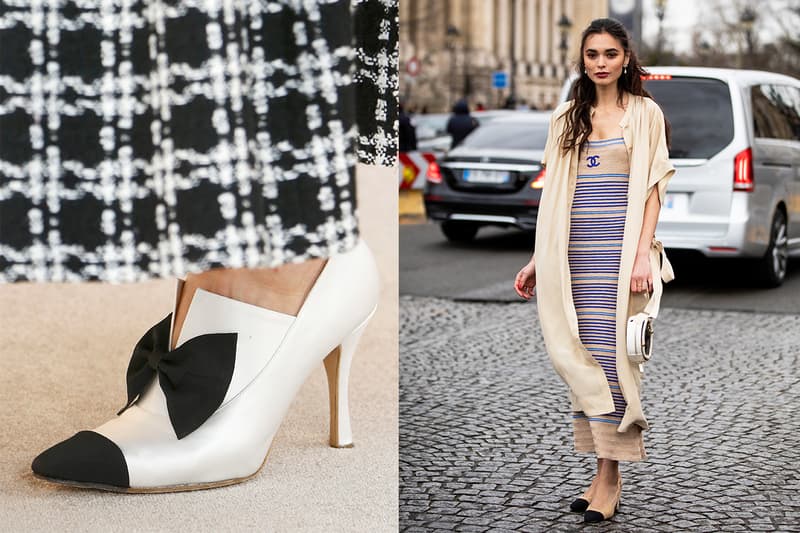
[323,308,376,448]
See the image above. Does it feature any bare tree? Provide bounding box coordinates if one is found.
[684,0,800,76]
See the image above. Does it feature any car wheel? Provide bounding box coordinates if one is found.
[757,210,788,288]
[441,221,479,242]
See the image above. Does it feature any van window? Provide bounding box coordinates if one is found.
[752,84,800,140]
[787,87,800,139]
[644,78,734,159]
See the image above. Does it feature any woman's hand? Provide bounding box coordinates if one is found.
[630,253,653,295]
[514,260,537,300]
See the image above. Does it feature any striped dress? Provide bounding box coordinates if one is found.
[568,137,646,462]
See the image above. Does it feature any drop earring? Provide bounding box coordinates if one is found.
[623,65,628,75]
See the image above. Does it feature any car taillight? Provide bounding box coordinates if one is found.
[426,161,442,183]
[530,167,545,189]
[733,147,754,192]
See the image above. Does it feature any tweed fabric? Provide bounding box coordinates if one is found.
[568,137,645,462]
[0,0,398,282]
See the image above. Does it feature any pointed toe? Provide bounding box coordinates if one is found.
[583,509,606,523]
[570,497,590,512]
[32,431,129,489]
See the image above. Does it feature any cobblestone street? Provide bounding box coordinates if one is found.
[399,296,800,532]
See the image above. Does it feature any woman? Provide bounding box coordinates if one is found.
[0,0,397,492]
[514,18,675,523]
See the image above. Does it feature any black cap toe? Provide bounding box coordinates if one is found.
[570,497,590,512]
[32,430,129,488]
[583,509,607,523]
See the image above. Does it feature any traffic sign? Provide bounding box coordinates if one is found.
[492,71,508,89]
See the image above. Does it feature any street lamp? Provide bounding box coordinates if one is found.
[699,39,711,66]
[509,0,517,108]
[739,7,756,67]
[557,14,572,81]
[655,0,667,63]
[445,24,460,110]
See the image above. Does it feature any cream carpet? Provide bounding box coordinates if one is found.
[0,164,398,532]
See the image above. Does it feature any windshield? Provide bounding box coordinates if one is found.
[412,115,448,140]
[644,77,734,159]
[460,121,549,150]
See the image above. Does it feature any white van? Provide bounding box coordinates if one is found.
[560,67,800,286]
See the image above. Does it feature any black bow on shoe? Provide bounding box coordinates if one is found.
[117,314,238,439]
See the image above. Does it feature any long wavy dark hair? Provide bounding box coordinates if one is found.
[558,18,671,155]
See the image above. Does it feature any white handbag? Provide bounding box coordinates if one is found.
[626,239,674,368]
[626,296,657,364]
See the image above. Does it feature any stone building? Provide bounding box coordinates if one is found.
[400,0,609,112]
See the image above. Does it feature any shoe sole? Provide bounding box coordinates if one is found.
[32,439,278,493]
[32,423,362,493]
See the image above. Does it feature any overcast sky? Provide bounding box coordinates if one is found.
[640,0,698,53]
[639,0,791,54]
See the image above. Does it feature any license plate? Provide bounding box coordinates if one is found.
[462,169,510,184]
[662,193,688,213]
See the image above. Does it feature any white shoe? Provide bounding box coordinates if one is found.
[31,240,379,492]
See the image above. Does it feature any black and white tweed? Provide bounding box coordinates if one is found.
[0,0,398,282]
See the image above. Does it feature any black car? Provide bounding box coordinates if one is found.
[424,112,551,241]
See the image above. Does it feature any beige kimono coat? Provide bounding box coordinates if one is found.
[534,94,675,433]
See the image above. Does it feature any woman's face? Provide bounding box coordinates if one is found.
[582,31,628,88]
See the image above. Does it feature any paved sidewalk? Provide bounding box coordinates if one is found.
[399,296,800,532]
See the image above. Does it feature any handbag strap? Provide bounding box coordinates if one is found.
[642,239,674,318]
